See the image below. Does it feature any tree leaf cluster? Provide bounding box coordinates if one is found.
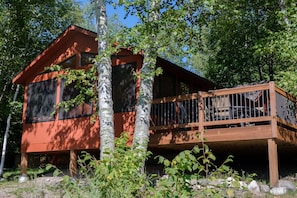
[199,0,297,88]
[0,0,85,159]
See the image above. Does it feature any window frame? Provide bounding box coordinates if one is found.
[58,79,93,120]
[80,52,97,67]
[25,79,57,123]
[59,55,76,69]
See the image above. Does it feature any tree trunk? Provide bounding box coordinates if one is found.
[94,0,115,159]
[0,85,20,177]
[133,0,159,152]
[133,52,157,151]
[279,0,290,25]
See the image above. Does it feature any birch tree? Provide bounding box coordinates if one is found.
[0,85,19,178]
[116,0,214,154]
[132,0,159,152]
[94,0,115,158]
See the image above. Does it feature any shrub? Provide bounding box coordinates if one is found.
[48,132,252,197]
[49,132,151,198]
[151,139,237,198]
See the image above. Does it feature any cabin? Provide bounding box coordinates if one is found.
[13,25,297,186]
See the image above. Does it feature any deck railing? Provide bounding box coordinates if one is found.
[150,94,200,130]
[150,82,297,131]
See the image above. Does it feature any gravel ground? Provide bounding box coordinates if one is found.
[0,176,64,198]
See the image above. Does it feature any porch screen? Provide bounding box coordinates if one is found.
[26,79,57,123]
[59,79,93,119]
[112,62,136,113]
[153,72,176,98]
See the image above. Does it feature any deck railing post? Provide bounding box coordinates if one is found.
[267,138,279,186]
[269,81,277,138]
[198,91,204,134]
[268,82,279,186]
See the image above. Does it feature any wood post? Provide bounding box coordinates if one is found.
[198,91,204,137]
[20,152,28,175]
[69,150,77,177]
[268,139,279,186]
[269,81,277,138]
[198,91,204,142]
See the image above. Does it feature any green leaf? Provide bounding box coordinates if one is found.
[192,163,199,171]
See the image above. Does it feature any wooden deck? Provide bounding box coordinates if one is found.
[149,81,297,145]
[148,81,297,186]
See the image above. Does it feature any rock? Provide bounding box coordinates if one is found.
[18,174,29,183]
[270,187,287,195]
[226,177,235,187]
[198,178,210,186]
[247,180,260,194]
[209,178,224,186]
[187,179,198,186]
[278,179,296,191]
[239,181,248,190]
[260,184,270,193]
[160,174,169,180]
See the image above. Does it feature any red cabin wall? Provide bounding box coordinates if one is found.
[21,31,143,153]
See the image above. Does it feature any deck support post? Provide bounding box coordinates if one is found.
[20,152,28,175]
[69,150,77,177]
[19,152,28,183]
[267,138,279,186]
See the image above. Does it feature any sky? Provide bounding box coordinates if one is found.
[79,0,139,28]
[106,4,139,28]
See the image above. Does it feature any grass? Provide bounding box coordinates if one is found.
[1,167,51,181]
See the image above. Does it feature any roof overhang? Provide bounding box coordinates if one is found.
[12,25,97,85]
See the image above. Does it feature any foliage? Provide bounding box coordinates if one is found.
[0,0,85,162]
[275,67,297,97]
[200,0,297,88]
[1,167,51,181]
[151,134,238,198]
[47,65,98,120]
[46,132,251,198]
[48,132,151,198]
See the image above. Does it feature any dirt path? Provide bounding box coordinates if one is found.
[0,177,63,198]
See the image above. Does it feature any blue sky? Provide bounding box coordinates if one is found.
[79,0,138,28]
[106,4,139,27]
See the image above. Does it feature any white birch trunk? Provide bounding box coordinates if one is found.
[133,52,156,151]
[133,0,159,152]
[0,85,20,177]
[279,0,290,25]
[94,0,115,159]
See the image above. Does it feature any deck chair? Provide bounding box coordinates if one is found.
[211,95,232,120]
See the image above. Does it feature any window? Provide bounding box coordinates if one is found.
[58,79,93,119]
[112,63,136,113]
[26,79,57,123]
[81,52,96,66]
[153,72,176,98]
[178,81,190,95]
[59,55,76,69]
